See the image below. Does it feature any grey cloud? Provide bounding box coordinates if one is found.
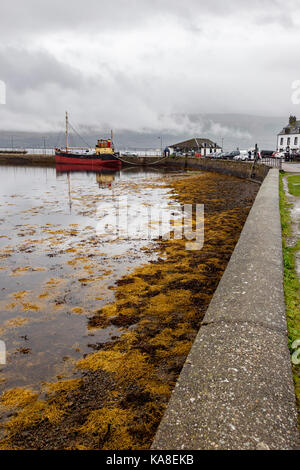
[254,12,296,29]
[0,0,299,134]
[0,0,298,38]
[0,47,86,92]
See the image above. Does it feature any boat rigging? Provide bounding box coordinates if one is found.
[55,112,121,168]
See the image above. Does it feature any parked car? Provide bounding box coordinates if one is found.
[123,150,138,157]
[221,152,233,159]
[212,152,224,159]
[261,150,275,158]
[283,151,300,161]
[291,152,300,161]
[272,151,285,159]
[223,150,240,159]
[233,150,248,161]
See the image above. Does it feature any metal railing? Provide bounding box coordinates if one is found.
[0,147,55,156]
[203,155,283,170]
[120,149,162,157]
[259,157,282,169]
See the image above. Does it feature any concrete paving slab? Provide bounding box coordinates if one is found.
[282,163,300,173]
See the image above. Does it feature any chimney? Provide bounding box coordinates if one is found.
[289,115,297,126]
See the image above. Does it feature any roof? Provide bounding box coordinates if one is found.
[278,120,300,135]
[170,138,221,149]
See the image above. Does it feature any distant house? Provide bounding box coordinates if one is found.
[170,138,222,157]
[277,116,300,152]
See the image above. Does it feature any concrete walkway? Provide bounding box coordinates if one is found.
[282,162,300,173]
[152,169,299,450]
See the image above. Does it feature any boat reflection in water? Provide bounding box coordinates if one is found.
[96,172,115,188]
[55,162,121,174]
[56,164,120,213]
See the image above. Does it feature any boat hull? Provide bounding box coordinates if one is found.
[55,151,121,167]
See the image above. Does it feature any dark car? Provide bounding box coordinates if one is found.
[223,150,239,159]
[221,152,230,159]
[260,150,274,158]
[230,150,240,158]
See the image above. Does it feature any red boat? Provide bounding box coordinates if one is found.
[55,112,121,168]
[55,152,121,167]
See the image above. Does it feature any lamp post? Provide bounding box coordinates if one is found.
[158,136,163,155]
[43,136,48,155]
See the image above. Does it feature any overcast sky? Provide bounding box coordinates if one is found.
[0,0,299,135]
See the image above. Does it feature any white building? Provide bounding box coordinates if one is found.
[277,116,300,152]
[171,138,222,157]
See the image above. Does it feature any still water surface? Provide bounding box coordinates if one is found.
[0,164,181,392]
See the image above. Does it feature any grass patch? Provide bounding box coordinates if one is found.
[288,175,300,197]
[279,174,292,238]
[279,173,300,429]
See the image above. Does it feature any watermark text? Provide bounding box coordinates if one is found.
[0,80,6,104]
[291,80,300,105]
[292,339,300,365]
[0,340,6,365]
[96,198,204,251]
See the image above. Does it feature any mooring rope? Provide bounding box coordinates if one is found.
[56,118,171,166]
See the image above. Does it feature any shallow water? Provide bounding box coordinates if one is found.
[0,164,182,391]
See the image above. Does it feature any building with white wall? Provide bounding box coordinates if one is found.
[277,116,300,152]
[170,138,222,157]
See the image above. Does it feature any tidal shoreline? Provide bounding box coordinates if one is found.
[0,171,259,450]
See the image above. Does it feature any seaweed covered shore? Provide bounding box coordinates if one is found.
[0,172,259,450]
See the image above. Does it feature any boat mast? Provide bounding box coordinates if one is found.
[67,172,72,213]
[66,111,69,153]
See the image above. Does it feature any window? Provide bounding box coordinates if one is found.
[294,137,298,146]
[280,137,284,145]
[287,137,291,145]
